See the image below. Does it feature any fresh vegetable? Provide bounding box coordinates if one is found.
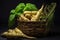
[20,14,30,21]
[31,11,37,14]
[2,27,35,38]
[25,13,31,19]
[24,11,37,15]
[23,3,38,11]
[24,11,32,14]
[8,14,16,27]
[15,3,25,13]
[8,9,16,27]
[10,9,15,14]
[31,4,44,21]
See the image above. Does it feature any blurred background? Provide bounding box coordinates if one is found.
[0,0,60,40]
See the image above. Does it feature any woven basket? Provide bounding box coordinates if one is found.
[16,11,54,37]
[17,20,51,37]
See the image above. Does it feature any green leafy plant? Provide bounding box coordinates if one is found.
[8,3,38,27]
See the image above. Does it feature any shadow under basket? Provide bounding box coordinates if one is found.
[17,20,51,37]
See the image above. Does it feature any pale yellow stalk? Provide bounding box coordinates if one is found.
[20,14,30,21]
[31,5,44,21]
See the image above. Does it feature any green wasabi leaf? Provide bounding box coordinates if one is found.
[8,3,25,27]
[10,9,15,14]
[15,3,25,13]
[23,3,38,11]
[8,14,16,27]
